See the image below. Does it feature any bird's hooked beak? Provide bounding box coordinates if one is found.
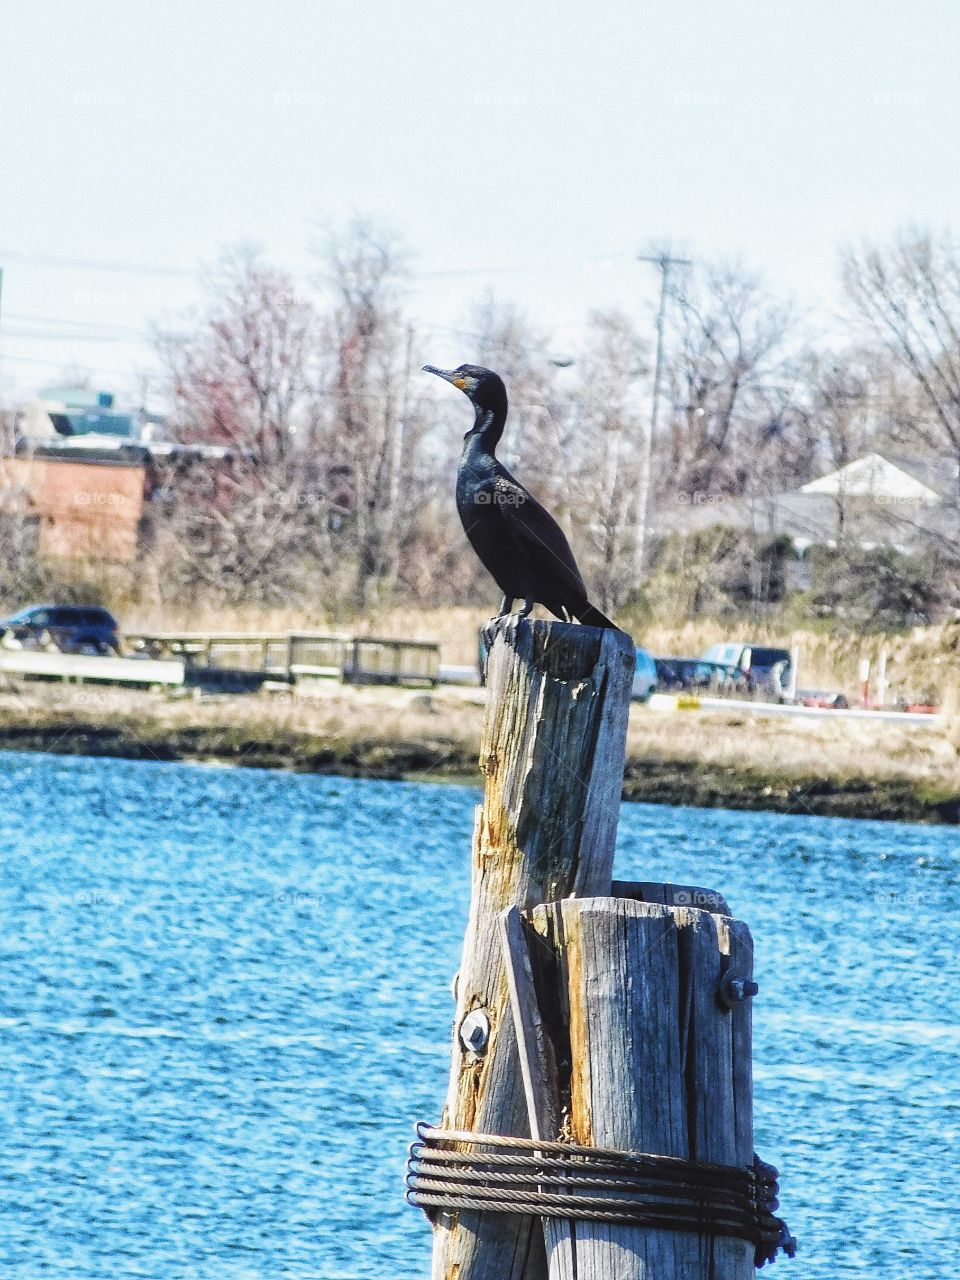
[422,365,474,392]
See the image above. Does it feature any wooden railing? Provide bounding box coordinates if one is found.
[124,630,440,687]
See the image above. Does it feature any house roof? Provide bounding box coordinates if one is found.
[799,452,941,503]
[657,451,958,552]
[884,452,959,499]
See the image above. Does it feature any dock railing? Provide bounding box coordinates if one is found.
[124,630,440,687]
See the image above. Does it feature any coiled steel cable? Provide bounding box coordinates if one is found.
[407,1123,797,1268]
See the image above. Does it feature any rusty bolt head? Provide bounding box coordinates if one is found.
[718,973,760,1010]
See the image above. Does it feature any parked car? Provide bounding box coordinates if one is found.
[632,646,658,701]
[701,642,792,700]
[0,604,120,655]
[653,656,747,695]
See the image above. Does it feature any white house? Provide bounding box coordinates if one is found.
[799,453,941,505]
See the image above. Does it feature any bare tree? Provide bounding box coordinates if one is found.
[317,220,431,609]
[154,250,331,604]
[795,349,880,541]
[162,248,320,464]
[661,261,798,500]
[843,227,960,501]
[567,310,648,610]
[0,457,43,606]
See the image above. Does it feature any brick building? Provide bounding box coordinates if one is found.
[1,449,146,563]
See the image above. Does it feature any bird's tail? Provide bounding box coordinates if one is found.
[578,602,622,631]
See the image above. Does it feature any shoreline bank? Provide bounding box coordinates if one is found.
[1,700,957,824]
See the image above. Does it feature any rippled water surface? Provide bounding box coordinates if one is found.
[0,751,957,1278]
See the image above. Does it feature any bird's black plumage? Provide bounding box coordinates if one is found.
[422,363,618,629]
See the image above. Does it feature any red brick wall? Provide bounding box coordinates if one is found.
[6,456,145,562]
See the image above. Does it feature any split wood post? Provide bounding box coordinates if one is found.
[430,615,636,1280]
[529,893,756,1279]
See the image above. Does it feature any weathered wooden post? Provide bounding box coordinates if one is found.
[409,616,794,1279]
[528,893,757,1278]
[428,615,635,1280]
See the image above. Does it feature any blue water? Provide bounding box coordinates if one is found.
[0,751,956,1279]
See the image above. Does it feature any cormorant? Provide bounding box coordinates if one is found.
[422,363,618,629]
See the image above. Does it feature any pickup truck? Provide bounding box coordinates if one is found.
[701,642,792,700]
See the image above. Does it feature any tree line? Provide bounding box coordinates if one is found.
[6,221,960,628]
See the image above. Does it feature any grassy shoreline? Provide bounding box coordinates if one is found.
[1,682,957,824]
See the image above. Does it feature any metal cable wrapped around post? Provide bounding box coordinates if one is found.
[407,1126,795,1267]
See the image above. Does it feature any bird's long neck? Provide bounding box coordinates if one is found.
[468,404,505,455]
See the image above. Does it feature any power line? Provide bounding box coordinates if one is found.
[0,245,637,283]
[411,252,635,280]
[0,248,197,278]
[1,328,145,344]
[0,352,148,377]
[5,312,148,337]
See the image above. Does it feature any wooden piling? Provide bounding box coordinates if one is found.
[430,616,636,1280]
[529,895,756,1279]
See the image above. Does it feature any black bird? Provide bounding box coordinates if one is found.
[422,363,618,629]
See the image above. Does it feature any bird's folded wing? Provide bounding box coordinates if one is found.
[493,474,588,596]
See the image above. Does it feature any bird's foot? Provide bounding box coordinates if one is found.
[481,606,529,650]
[482,599,536,652]
[481,596,512,649]
[480,615,504,652]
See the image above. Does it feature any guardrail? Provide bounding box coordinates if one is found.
[0,649,184,687]
[125,631,440,687]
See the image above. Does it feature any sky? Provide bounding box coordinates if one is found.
[0,0,956,405]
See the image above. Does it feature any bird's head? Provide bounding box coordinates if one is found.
[422,363,507,419]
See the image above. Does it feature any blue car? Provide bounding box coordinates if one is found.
[632,646,658,702]
[0,603,120,655]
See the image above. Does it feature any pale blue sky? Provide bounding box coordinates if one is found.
[0,0,954,402]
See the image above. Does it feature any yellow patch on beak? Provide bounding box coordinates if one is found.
[452,376,468,389]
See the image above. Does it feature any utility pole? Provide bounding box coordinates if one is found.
[635,251,690,576]
[0,266,6,449]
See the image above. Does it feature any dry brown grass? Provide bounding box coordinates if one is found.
[1,678,956,798]
[0,679,482,756]
[627,703,959,787]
